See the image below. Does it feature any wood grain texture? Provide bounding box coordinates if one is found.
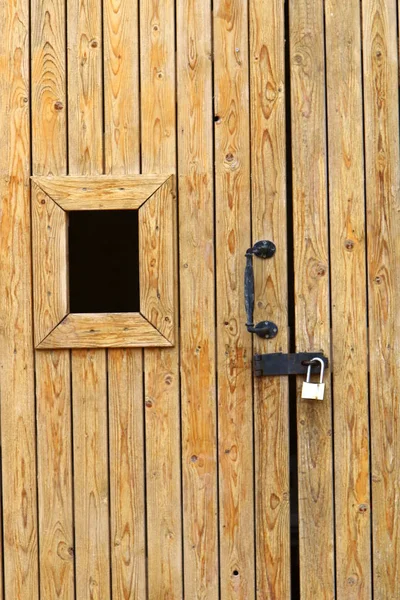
[108,350,146,599]
[140,0,183,596]
[214,0,255,596]
[67,1,110,597]
[67,0,103,174]
[31,0,66,176]
[0,0,38,596]
[31,184,68,345]
[103,0,147,597]
[363,0,400,597]
[104,0,139,173]
[31,0,75,596]
[249,0,290,597]
[32,174,167,209]
[177,0,218,596]
[37,313,172,348]
[325,1,372,598]
[72,350,111,599]
[289,0,335,597]
[139,177,175,343]
[35,351,74,598]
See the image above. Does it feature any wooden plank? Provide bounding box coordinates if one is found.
[31,0,66,176]
[108,350,146,599]
[140,0,182,596]
[363,0,400,597]
[176,0,218,596]
[249,0,290,597]
[104,0,140,174]
[214,0,255,596]
[37,313,172,349]
[72,350,110,598]
[32,174,168,209]
[325,1,372,597]
[67,1,110,597]
[139,178,175,343]
[103,1,147,596]
[35,351,74,598]
[31,185,68,345]
[288,0,335,597]
[31,0,75,597]
[0,0,38,596]
[67,0,103,175]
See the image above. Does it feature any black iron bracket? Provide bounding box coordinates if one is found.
[244,240,278,339]
[254,352,329,377]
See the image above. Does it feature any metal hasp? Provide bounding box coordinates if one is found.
[244,240,278,339]
[253,352,329,377]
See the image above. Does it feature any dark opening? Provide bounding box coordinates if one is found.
[68,210,140,313]
[284,0,301,596]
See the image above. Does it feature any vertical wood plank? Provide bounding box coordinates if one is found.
[249,0,291,597]
[68,0,103,175]
[103,0,139,175]
[0,0,37,596]
[68,1,110,598]
[325,1,372,598]
[35,351,74,599]
[289,0,335,597]
[363,0,400,596]
[72,350,110,598]
[214,0,255,597]
[140,0,182,597]
[31,184,68,346]
[31,0,66,177]
[177,0,218,597]
[108,350,146,599]
[103,0,146,598]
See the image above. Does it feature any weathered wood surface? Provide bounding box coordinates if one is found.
[214,0,255,597]
[35,351,74,598]
[32,174,168,209]
[249,0,290,597]
[140,0,183,597]
[289,0,335,597]
[31,185,68,345]
[2,0,400,597]
[103,0,147,597]
[139,177,175,343]
[0,0,37,597]
[108,350,146,599]
[67,0,103,175]
[31,0,74,597]
[31,0,66,177]
[38,313,172,349]
[177,0,218,596]
[325,1,372,598]
[72,350,110,598]
[363,0,400,597]
[67,2,111,599]
[104,0,140,174]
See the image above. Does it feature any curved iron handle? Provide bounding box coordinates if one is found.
[244,240,278,339]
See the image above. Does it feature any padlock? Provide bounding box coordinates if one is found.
[301,357,325,400]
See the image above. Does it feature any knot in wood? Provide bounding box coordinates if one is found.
[344,239,354,251]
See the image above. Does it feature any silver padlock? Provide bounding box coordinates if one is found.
[301,357,325,400]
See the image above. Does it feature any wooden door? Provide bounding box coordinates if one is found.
[0,0,399,599]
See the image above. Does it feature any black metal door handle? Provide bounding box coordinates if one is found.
[244,240,278,339]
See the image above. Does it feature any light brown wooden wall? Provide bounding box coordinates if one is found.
[0,0,399,598]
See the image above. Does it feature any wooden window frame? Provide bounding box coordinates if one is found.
[31,174,176,349]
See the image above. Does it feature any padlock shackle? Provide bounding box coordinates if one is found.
[307,357,325,383]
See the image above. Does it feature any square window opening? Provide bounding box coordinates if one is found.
[68,209,140,313]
